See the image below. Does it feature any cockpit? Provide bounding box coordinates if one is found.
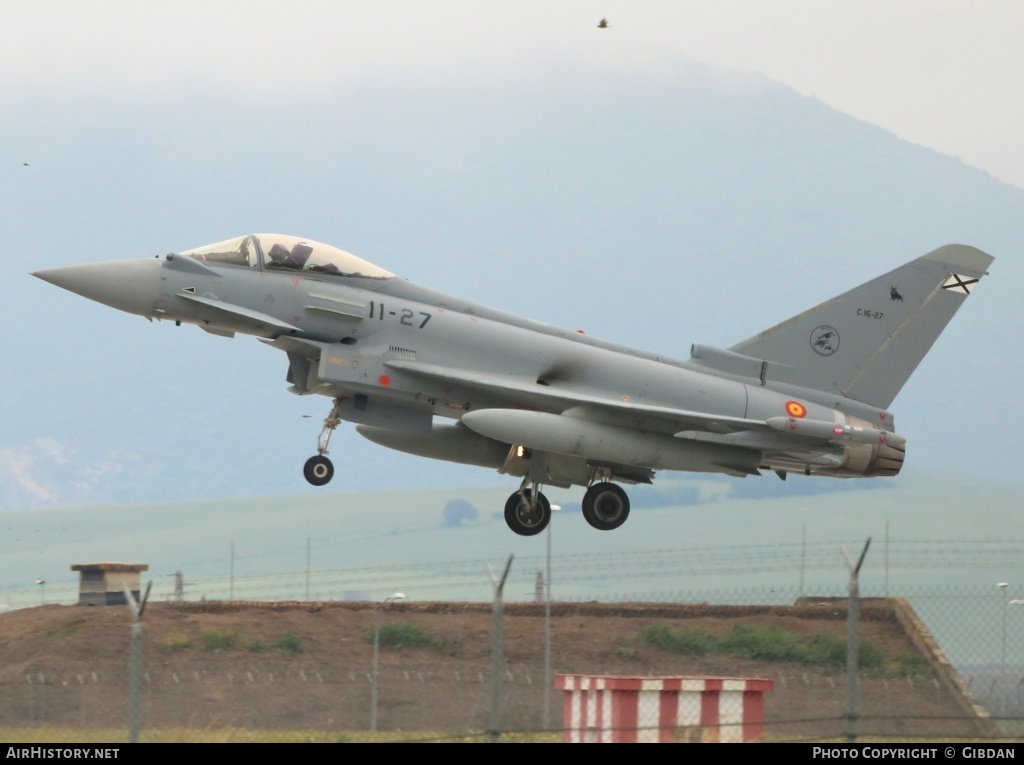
[182,234,394,279]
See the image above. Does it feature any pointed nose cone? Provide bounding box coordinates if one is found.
[32,259,162,317]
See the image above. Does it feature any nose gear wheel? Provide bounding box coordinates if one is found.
[304,454,334,486]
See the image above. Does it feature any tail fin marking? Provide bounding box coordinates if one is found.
[729,244,993,409]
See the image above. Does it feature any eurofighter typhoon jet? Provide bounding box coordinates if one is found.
[33,235,992,536]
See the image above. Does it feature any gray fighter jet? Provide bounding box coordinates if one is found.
[33,235,992,535]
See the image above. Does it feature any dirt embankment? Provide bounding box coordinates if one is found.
[0,599,990,739]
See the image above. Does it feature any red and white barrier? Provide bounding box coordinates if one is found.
[555,674,773,743]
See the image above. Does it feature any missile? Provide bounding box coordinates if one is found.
[764,416,906,447]
[355,423,509,469]
[461,409,761,476]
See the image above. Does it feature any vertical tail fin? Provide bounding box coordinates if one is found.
[730,244,993,408]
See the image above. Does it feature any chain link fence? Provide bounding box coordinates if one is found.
[3,537,1024,742]
[10,539,1024,607]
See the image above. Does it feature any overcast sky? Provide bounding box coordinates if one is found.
[3,1,1021,511]
[4,1,1023,189]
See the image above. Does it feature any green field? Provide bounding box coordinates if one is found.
[2,473,1021,609]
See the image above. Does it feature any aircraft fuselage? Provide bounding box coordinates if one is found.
[33,233,993,535]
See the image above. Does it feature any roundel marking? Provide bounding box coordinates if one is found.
[786,400,807,418]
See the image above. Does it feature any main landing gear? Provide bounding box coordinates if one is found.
[304,397,343,487]
[581,482,630,531]
[501,480,631,536]
[504,487,551,536]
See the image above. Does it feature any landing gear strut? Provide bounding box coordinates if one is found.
[304,397,343,486]
[581,482,630,531]
[504,487,551,536]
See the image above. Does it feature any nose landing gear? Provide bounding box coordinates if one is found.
[304,397,343,486]
[303,454,334,486]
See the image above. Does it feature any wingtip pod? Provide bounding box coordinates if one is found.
[764,416,907,448]
[922,244,994,278]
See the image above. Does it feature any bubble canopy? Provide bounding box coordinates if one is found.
[181,234,394,279]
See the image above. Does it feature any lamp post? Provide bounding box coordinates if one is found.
[543,505,559,729]
[999,583,1009,677]
[371,592,405,731]
[1009,599,1024,682]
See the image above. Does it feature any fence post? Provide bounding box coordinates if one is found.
[488,555,514,743]
[123,581,152,744]
[842,538,871,744]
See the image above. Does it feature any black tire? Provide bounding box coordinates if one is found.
[503,489,551,536]
[582,482,630,530]
[303,455,334,486]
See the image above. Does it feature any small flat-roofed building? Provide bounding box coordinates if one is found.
[71,562,149,606]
